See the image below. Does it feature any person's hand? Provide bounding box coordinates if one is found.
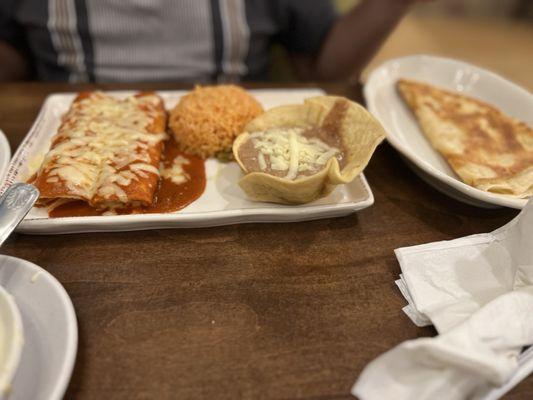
[0,41,30,81]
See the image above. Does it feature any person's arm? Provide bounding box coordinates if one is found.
[0,40,30,81]
[292,0,416,82]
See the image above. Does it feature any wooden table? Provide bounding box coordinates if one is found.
[0,82,529,400]
[363,15,533,91]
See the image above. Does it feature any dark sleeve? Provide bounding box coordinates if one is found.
[0,0,26,50]
[274,0,339,55]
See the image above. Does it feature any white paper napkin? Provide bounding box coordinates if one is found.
[396,199,532,334]
[352,199,533,400]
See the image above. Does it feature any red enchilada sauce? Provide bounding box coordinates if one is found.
[48,138,206,218]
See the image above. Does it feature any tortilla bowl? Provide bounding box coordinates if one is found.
[232,96,386,204]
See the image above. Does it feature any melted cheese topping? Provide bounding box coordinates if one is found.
[40,92,166,203]
[160,155,191,185]
[250,127,340,179]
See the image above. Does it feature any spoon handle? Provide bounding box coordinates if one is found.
[0,183,39,247]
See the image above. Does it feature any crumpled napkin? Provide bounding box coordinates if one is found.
[352,199,533,400]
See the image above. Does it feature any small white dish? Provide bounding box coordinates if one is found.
[0,255,77,400]
[364,55,531,209]
[0,130,10,186]
[1,89,375,234]
[0,285,23,399]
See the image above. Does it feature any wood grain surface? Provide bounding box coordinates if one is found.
[363,15,533,91]
[0,82,529,400]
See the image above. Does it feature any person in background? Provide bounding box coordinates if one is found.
[0,0,421,83]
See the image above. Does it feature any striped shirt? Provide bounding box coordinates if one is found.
[0,0,337,82]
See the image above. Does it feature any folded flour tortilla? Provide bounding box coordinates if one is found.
[397,79,532,198]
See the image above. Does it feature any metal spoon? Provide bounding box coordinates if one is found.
[0,183,39,247]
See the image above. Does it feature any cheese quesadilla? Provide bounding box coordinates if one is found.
[397,79,532,198]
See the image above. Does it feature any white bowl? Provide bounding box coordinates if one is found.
[0,285,24,398]
[364,55,531,209]
[0,255,77,400]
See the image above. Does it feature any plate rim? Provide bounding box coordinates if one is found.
[0,129,10,186]
[4,89,374,234]
[0,255,78,400]
[363,54,530,210]
[16,173,374,234]
[0,284,24,395]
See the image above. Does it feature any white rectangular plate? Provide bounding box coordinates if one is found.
[364,55,531,209]
[2,89,374,234]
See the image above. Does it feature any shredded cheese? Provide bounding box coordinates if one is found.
[286,130,299,180]
[250,127,340,180]
[39,92,166,203]
[160,155,191,185]
[257,152,267,171]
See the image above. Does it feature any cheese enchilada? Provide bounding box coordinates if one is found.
[33,92,168,210]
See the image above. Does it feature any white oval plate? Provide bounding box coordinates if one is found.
[0,285,23,398]
[0,130,10,186]
[0,89,374,234]
[0,255,77,400]
[364,55,531,209]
